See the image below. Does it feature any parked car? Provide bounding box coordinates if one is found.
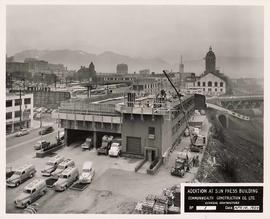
[36,108,42,113]
[35,113,41,119]
[39,126,54,135]
[41,156,65,177]
[51,159,75,179]
[79,161,95,184]
[34,140,50,150]
[16,129,30,137]
[6,165,14,179]
[6,164,36,187]
[54,167,79,191]
[108,139,122,157]
[81,137,93,150]
[14,179,47,208]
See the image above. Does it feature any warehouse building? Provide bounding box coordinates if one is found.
[54,93,202,162]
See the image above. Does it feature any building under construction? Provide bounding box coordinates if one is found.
[54,93,205,162]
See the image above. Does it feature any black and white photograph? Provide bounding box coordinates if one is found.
[3,2,265,215]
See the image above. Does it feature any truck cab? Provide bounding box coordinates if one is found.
[190,135,206,153]
[97,135,113,155]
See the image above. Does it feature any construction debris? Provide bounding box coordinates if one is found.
[135,185,180,214]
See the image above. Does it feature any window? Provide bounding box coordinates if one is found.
[203,88,205,91]
[208,81,212,87]
[202,82,206,87]
[220,82,224,87]
[15,110,21,118]
[208,88,212,91]
[197,81,200,86]
[148,127,155,135]
[24,98,31,104]
[215,88,217,91]
[15,99,21,106]
[6,112,12,120]
[6,100,12,107]
[214,82,218,87]
[220,88,223,92]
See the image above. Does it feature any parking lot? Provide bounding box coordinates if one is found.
[6,114,210,214]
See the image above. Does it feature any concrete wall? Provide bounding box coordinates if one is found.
[122,114,163,157]
[33,91,70,108]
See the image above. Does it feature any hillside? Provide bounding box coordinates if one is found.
[13,49,170,73]
[12,49,263,78]
[196,109,263,183]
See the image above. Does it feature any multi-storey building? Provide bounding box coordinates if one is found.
[6,93,34,134]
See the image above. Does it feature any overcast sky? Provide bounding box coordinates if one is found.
[6,5,263,63]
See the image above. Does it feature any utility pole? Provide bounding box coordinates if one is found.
[19,77,25,129]
[19,88,22,129]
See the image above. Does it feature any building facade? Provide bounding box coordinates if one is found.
[116,63,128,74]
[6,93,34,134]
[185,46,227,96]
[193,72,226,96]
[53,94,197,162]
[132,78,160,96]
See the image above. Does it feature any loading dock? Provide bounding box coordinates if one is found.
[65,129,93,146]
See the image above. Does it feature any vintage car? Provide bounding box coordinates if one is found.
[14,179,47,208]
[41,156,65,177]
[54,167,79,191]
[7,164,36,187]
[79,161,95,184]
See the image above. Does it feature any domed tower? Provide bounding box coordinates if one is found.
[205,46,216,73]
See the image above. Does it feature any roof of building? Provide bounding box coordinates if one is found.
[198,72,227,82]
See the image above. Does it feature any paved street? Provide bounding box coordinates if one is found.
[6,123,59,163]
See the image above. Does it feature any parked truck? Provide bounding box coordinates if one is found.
[170,151,193,177]
[34,138,63,152]
[190,135,206,153]
[97,135,113,155]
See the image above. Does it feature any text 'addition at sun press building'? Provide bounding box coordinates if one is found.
[53,93,205,162]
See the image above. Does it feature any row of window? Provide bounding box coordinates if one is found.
[6,109,31,120]
[6,111,21,119]
[6,98,31,107]
[201,88,223,92]
[197,81,224,87]
[104,77,133,81]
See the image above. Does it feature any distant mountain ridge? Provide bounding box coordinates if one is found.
[12,49,263,78]
[12,49,170,73]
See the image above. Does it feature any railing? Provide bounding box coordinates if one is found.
[59,101,117,115]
